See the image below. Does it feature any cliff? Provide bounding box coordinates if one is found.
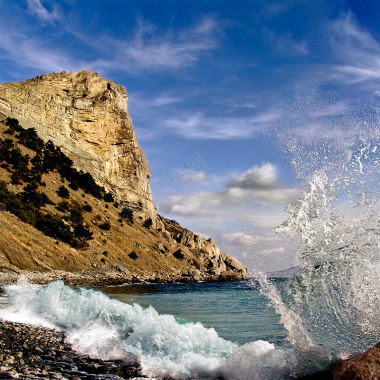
[0,70,155,219]
[0,71,250,283]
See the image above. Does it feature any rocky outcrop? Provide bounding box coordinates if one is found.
[0,70,155,218]
[333,343,380,380]
[158,216,250,280]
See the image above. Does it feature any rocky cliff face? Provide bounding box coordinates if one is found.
[0,70,155,218]
[0,71,251,282]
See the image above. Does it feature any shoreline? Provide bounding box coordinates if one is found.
[0,319,335,380]
[0,319,143,380]
[0,270,251,287]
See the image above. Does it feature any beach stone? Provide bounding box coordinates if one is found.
[21,368,29,375]
[0,319,142,379]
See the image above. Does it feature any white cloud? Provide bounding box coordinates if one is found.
[159,163,299,217]
[94,16,219,73]
[162,110,279,139]
[227,163,279,190]
[0,25,85,73]
[308,101,348,118]
[218,231,296,272]
[180,171,212,183]
[27,0,61,23]
[129,92,185,109]
[0,12,219,76]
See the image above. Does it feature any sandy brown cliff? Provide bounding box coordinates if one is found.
[0,70,155,218]
[0,71,250,283]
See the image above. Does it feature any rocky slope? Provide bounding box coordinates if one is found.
[0,71,250,283]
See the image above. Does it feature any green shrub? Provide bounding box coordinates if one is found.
[21,182,51,208]
[70,206,84,224]
[18,128,44,151]
[73,224,93,240]
[57,185,70,198]
[129,250,138,259]
[119,207,134,223]
[143,217,153,230]
[83,204,92,212]
[5,118,22,133]
[56,200,70,212]
[35,214,74,244]
[173,248,185,260]
[104,192,114,202]
[69,181,79,191]
[99,221,111,230]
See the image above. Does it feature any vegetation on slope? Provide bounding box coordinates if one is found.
[0,115,249,281]
[0,117,123,248]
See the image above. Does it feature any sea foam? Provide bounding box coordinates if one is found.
[0,278,298,379]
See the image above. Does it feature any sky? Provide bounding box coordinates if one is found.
[2,0,380,272]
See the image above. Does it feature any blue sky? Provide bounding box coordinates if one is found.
[2,0,380,271]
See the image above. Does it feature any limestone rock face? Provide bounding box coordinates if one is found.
[0,70,155,218]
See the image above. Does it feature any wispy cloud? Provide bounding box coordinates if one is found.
[162,110,279,139]
[0,11,220,76]
[265,29,309,57]
[129,92,185,108]
[27,0,61,24]
[93,16,220,73]
[0,25,84,73]
[219,231,296,272]
[330,12,380,85]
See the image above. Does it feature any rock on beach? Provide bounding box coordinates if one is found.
[0,320,142,380]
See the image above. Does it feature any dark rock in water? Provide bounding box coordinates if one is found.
[297,368,334,380]
[0,320,143,379]
[333,342,380,380]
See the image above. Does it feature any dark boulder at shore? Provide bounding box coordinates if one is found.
[333,342,380,380]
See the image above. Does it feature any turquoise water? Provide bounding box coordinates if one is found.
[101,281,288,346]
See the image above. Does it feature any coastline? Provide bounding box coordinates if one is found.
[0,270,249,287]
[0,320,142,380]
[0,319,334,380]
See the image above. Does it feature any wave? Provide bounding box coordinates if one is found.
[0,277,299,379]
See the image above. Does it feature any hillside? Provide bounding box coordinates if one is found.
[0,71,250,284]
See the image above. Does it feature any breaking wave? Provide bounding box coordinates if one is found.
[0,278,299,379]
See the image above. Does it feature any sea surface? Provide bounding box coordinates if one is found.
[100,281,288,346]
